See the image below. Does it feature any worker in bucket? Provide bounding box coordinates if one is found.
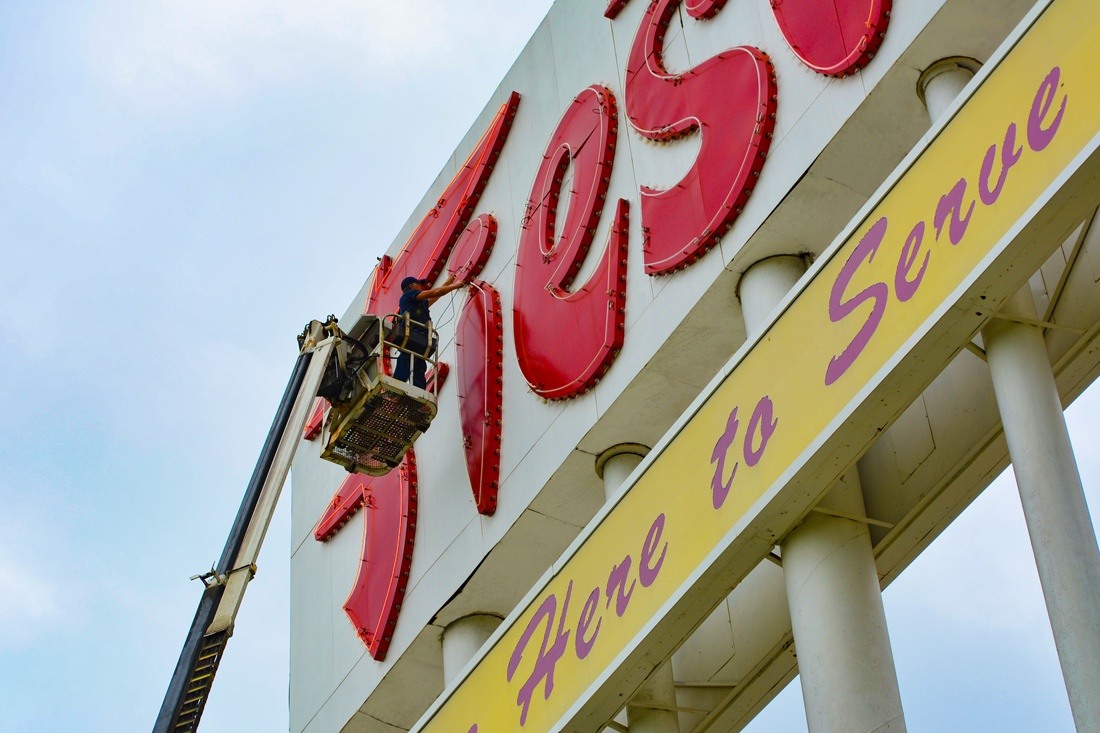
[393,273,467,388]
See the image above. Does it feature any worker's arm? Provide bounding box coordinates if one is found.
[417,274,466,303]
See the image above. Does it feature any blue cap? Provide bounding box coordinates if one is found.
[401,276,426,290]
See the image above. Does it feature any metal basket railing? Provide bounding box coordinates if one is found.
[317,315,440,475]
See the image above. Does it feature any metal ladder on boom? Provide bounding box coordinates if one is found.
[154,315,439,732]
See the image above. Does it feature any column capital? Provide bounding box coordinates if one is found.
[916,56,982,108]
[595,443,650,479]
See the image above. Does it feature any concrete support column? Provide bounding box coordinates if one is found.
[442,614,502,686]
[982,291,1100,730]
[597,445,679,733]
[598,445,648,503]
[782,475,905,732]
[916,57,981,122]
[740,256,906,733]
[737,254,809,330]
[922,57,1100,730]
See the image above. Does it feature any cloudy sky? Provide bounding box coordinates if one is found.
[0,2,1094,732]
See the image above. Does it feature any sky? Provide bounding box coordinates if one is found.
[0,2,1095,732]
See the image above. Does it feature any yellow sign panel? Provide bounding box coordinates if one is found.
[417,0,1100,730]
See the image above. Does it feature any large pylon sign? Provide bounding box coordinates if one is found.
[290,0,1100,730]
[411,0,1098,728]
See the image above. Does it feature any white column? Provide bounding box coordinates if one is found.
[597,445,679,733]
[737,254,809,330]
[922,58,1100,731]
[982,291,1100,730]
[740,256,906,733]
[598,446,648,503]
[781,474,905,732]
[442,614,502,686]
[916,57,981,122]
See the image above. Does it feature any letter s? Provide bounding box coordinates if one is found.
[825,217,889,386]
[622,0,777,275]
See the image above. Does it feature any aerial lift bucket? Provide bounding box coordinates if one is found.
[319,314,439,475]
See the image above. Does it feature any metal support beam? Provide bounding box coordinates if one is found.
[809,505,896,530]
[988,312,1085,335]
[1042,209,1096,323]
[964,341,988,361]
[627,701,711,715]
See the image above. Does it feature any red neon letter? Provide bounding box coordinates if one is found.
[624,0,777,275]
[513,85,629,400]
[449,213,498,284]
[316,97,520,653]
[313,456,418,661]
[363,93,520,320]
[456,282,505,515]
[770,0,892,77]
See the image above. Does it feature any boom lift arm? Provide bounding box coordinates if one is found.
[155,315,439,732]
[154,320,337,733]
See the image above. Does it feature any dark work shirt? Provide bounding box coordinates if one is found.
[398,288,431,326]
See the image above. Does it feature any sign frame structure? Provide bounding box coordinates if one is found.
[413,0,1100,729]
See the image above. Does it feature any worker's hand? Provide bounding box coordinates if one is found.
[442,273,455,287]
